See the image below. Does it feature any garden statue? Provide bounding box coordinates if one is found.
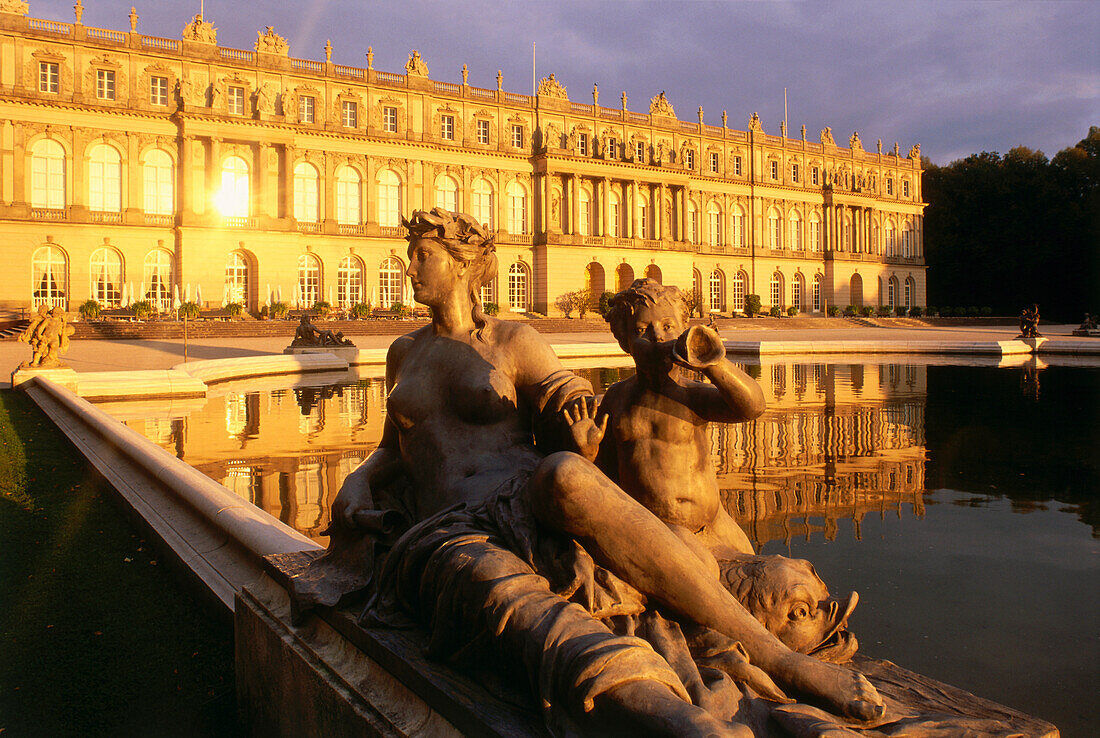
[1073,312,1098,335]
[1017,303,1041,339]
[288,313,355,348]
[18,305,75,369]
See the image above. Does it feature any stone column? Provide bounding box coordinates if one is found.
[364,156,376,226]
[570,174,580,235]
[628,180,637,239]
[541,170,552,234]
[205,137,221,215]
[601,177,610,237]
[677,187,686,242]
[656,183,666,240]
[282,145,295,220]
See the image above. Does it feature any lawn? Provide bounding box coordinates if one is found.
[0,390,239,737]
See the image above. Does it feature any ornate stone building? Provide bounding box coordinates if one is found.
[0,2,926,316]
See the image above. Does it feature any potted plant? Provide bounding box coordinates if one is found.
[132,300,155,320]
[78,299,102,321]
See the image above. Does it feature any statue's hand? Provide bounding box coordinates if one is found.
[329,463,375,531]
[672,324,726,370]
[561,396,607,462]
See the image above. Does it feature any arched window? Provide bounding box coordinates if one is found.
[609,192,622,237]
[888,276,898,308]
[843,215,852,251]
[616,263,634,291]
[471,178,494,229]
[707,203,721,247]
[337,256,363,308]
[902,222,915,258]
[298,254,321,306]
[144,249,173,312]
[379,256,404,308]
[435,175,458,212]
[584,262,605,307]
[812,273,822,312]
[218,156,250,217]
[225,252,249,305]
[479,277,497,307]
[792,273,804,311]
[293,162,320,222]
[335,166,361,225]
[377,170,401,227]
[788,211,802,251]
[692,268,703,310]
[31,246,67,308]
[884,221,896,257]
[142,149,174,216]
[770,271,784,308]
[904,277,914,309]
[507,262,529,311]
[708,270,725,313]
[732,271,746,313]
[809,212,821,251]
[768,208,781,249]
[644,264,662,283]
[578,189,592,236]
[88,143,122,212]
[732,205,745,248]
[90,248,123,306]
[30,139,66,210]
[849,273,863,307]
[687,202,698,243]
[506,181,528,235]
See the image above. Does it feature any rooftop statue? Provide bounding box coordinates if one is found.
[19,305,75,369]
[181,13,216,44]
[254,26,289,56]
[537,73,568,100]
[650,91,676,118]
[404,50,429,77]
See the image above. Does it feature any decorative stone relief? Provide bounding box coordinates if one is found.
[908,143,921,160]
[649,91,675,118]
[255,26,289,56]
[405,50,429,77]
[182,13,216,44]
[255,82,276,114]
[820,127,836,146]
[849,131,863,151]
[748,112,763,133]
[536,73,568,100]
[0,0,29,15]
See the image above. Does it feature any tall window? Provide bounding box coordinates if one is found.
[903,223,915,258]
[337,257,363,308]
[886,178,893,195]
[639,197,649,239]
[636,141,646,163]
[293,162,320,222]
[770,160,778,180]
[792,274,804,310]
[770,272,783,308]
[88,144,122,212]
[299,95,315,123]
[219,156,250,217]
[471,178,494,229]
[578,133,589,156]
[707,203,721,247]
[90,248,122,306]
[507,182,528,234]
[440,115,454,140]
[225,252,249,305]
[732,271,746,312]
[383,106,397,132]
[708,270,724,313]
[887,277,897,308]
[508,262,529,311]
[812,273,822,312]
[579,189,591,236]
[227,86,245,115]
[809,213,821,251]
[609,193,621,237]
[769,209,781,249]
[789,211,802,251]
[606,138,617,158]
[732,206,744,248]
[31,246,67,309]
[96,69,116,100]
[843,216,852,251]
[298,254,321,306]
[812,167,819,186]
[791,163,799,183]
[685,150,694,170]
[477,119,490,145]
[902,180,910,198]
[341,100,358,127]
[511,124,523,148]
[435,176,458,212]
[687,202,698,244]
[150,76,169,106]
[732,156,742,176]
[904,277,913,309]
[143,149,174,215]
[30,139,66,209]
[335,166,361,225]
[479,278,496,307]
[379,257,404,308]
[377,170,401,227]
[39,62,59,93]
[885,221,896,256]
[144,250,173,312]
[709,152,719,173]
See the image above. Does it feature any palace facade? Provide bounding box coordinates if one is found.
[0,2,927,316]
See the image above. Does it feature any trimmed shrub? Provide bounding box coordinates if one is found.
[483,302,500,316]
[828,305,841,317]
[787,306,798,317]
[132,300,154,320]
[391,301,409,319]
[844,305,857,317]
[861,306,875,317]
[349,302,371,319]
[939,306,950,317]
[925,306,936,317]
[980,306,993,316]
[877,306,892,317]
[910,306,923,317]
[177,301,200,320]
[269,301,290,319]
[768,305,782,318]
[745,294,762,317]
[78,299,102,321]
[966,306,979,317]
[312,300,332,318]
[598,291,614,316]
[226,302,244,317]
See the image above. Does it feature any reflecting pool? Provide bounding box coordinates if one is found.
[103,357,1099,735]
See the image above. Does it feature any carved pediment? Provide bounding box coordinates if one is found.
[405,50,429,77]
[182,13,216,44]
[255,26,289,56]
[649,92,675,118]
[536,74,568,100]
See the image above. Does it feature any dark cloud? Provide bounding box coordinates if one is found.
[49,0,1099,163]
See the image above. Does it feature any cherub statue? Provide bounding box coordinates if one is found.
[19,305,75,368]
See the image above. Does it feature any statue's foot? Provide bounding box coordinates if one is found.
[778,654,884,722]
[591,680,752,737]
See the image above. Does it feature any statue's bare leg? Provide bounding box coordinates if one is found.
[590,681,752,738]
[529,453,884,721]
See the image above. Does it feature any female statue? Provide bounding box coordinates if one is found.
[327,208,882,735]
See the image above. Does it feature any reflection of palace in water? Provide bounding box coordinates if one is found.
[119,362,928,546]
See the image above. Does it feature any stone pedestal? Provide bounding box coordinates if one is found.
[283,346,361,362]
[11,365,78,391]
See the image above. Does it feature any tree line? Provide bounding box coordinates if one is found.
[922,126,1098,322]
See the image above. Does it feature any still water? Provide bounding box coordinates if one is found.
[106,358,1099,736]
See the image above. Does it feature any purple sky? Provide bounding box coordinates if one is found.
[41,0,1100,164]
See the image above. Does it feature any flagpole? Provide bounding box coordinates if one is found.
[783,87,788,133]
[532,42,536,96]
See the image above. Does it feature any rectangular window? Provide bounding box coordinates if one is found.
[96,69,116,101]
[150,76,168,106]
[342,100,358,127]
[39,62,59,93]
[511,124,523,148]
[477,119,490,145]
[733,156,742,176]
[383,106,397,132]
[886,178,894,195]
[606,138,617,158]
[578,133,588,156]
[228,86,245,115]
[709,152,719,174]
[811,167,819,186]
[902,180,910,197]
[636,141,646,163]
[685,150,695,170]
[441,115,454,140]
[792,163,799,183]
[299,95,315,123]
[770,160,778,180]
